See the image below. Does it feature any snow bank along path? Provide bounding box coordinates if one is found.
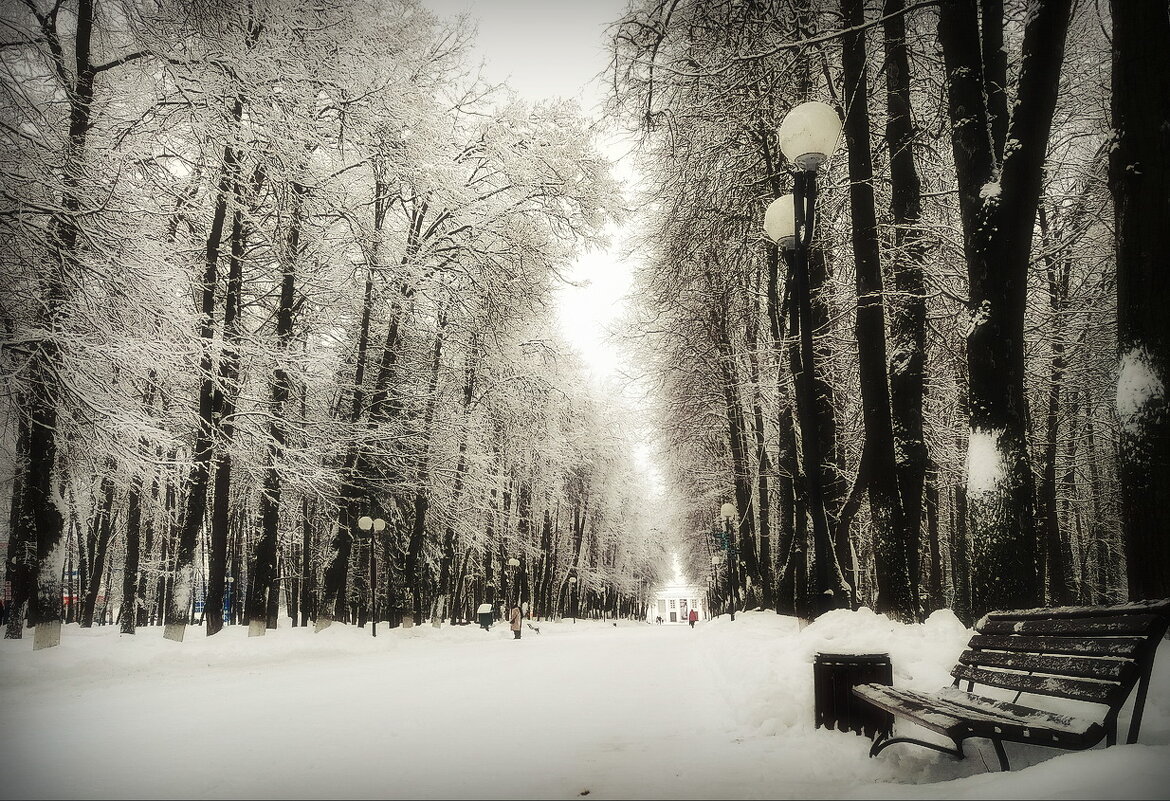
[2,610,1168,799]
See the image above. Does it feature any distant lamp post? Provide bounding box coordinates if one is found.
[357,515,386,637]
[567,575,577,623]
[709,553,726,616]
[506,557,521,609]
[224,576,235,625]
[718,503,739,621]
[764,100,842,620]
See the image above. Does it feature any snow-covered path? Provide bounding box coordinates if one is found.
[3,611,1169,799]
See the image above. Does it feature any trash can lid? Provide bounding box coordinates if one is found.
[814,652,890,662]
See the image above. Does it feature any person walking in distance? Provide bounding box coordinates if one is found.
[688,608,698,628]
[509,604,522,639]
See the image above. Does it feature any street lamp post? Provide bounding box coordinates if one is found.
[719,503,739,621]
[357,515,386,637]
[763,100,843,620]
[567,575,577,623]
[709,553,725,616]
[506,556,520,613]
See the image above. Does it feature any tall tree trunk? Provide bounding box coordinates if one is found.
[746,279,774,609]
[431,336,480,626]
[405,307,448,624]
[884,0,929,611]
[167,96,245,641]
[318,178,402,629]
[1110,0,1170,602]
[842,0,917,621]
[713,299,761,603]
[23,0,106,649]
[765,244,798,616]
[205,188,250,637]
[248,183,302,635]
[121,466,144,635]
[80,473,115,628]
[1037,208,1075,604]
[924,459,944,612]
[939,0,1071,617]
[5,413,31,639]
[786,230,851,614]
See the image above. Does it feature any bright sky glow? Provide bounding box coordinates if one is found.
[421,0,638,383]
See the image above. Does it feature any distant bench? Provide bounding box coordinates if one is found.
[852,599,1170,771]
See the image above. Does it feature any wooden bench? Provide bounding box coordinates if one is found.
[851,599,1170,771]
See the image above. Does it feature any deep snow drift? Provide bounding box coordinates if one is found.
[2,608,1168,799]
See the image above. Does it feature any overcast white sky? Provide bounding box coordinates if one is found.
[420,0,638,381]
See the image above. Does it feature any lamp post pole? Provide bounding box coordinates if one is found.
[506,556,520,611]
[764,101,843,619]
[357,515,385,637]
[568,575,577,623]
[719,503,739,621]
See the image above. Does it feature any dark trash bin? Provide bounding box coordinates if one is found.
[476,603,494,630]
[813,652,893,740]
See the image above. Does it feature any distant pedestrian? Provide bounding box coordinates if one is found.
[0,597,6,626]
[688,608,698,628]
[509,604,522,639]
[477,602,494,630]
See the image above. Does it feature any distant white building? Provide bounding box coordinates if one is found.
[648,581,707,624]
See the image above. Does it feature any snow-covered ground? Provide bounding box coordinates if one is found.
[2,608,1168,799]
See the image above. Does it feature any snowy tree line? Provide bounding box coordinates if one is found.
[0,0,666,645]
[608,0,1168,624]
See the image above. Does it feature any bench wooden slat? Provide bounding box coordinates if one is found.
[951,664,1118,703]
[932,686,1100,738]
[980,600,1170,622]
[851,684,969,737]
[852,684,1100,741]
[970,634,1145,658]
[977,614,1163,637]
[957,648,1132,682]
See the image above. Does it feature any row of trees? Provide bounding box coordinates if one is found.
[1,0,667,646]
[609,0,1168,624]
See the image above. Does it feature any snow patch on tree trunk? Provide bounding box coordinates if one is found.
[966,427,1007,499]
[1116,346,1164,435]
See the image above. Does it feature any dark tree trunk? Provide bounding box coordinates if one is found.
[924,460,944,612]
[22,0,109,648]
[746,278,774,609]
[121,468,144,635]
[248,183,302,634]
[206,192,250,637]
[884,0,929,610]
[765,244,798,617]
[713,303,761,603]
[938,0,1071,618]
[842,0,917,621]
[786,229,851,615]
[405,310,447,625]
[80,474,115,628]
[169,96,244,638]
[1037,208,1076,605]
[1110,0,1170,602]
[5,412,31,639]
[432,337,479,625]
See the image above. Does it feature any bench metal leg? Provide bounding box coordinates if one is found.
[991,738,1010,771]
[869,731,965,762]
